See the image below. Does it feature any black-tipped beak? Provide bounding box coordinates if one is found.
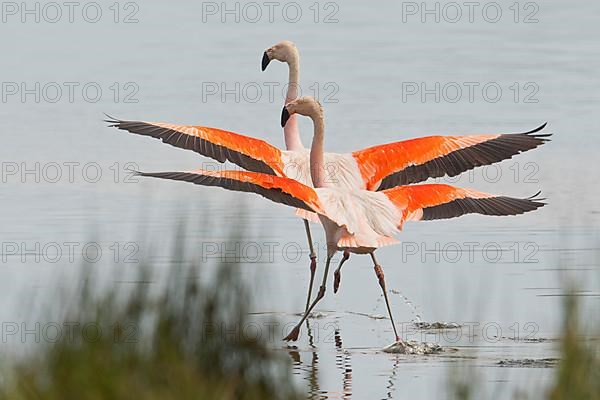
[281,107,290,127]
[261,51,271,71]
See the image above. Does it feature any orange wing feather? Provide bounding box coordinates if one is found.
[353,124,550,190]
[106,117,285,176]
[136,169,323,214]
[383,184,545,226]
[354,135,492,190]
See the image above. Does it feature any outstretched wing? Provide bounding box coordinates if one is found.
[106,117,285,176]
[136,169,323,214]
[383,184,545,225]
[352,124,551,190]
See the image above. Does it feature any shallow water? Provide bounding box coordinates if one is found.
[1,0,599,398]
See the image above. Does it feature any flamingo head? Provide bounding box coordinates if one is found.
[281,96,323,127]
[262,40,298,71]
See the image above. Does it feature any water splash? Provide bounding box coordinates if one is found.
[389,289,423,323]
[382,340,443,355]
[413,321,461,330]
[497,358,558,368]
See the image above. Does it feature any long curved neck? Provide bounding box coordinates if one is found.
[310,113,326,188]
[286,56,300,103]
[283,53,304,151]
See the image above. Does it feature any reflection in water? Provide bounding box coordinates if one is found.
[289,322,356,399]
[384,355,401,400]
[288,320,326,399]
[287,322,418,399]
[306,320,323,399]
[334,329,353,399]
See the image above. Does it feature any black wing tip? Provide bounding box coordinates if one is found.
[524,190,547,204]
[524,122,547,134]
[523,122,552,140]
[103,113,126,127]
[497,191,547,210]
[103,114,144,128]
[135,170,189,179]
[103,113,118,125]
[487,191,548,215]
[135,170,160,178]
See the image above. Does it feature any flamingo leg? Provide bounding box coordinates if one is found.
[370,253,401,343]
[284,255,333,341]
[303,219,317,312]
[333,250,350,293]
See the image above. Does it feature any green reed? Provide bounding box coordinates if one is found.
[0,225,300,400]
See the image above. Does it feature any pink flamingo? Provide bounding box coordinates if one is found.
[107,42,550,315]
[106,114,549,315]
[132,97,546,343]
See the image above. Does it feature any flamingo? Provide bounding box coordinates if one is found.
[262,40,553,304]
[106,115,549,315]
[106,42,550,314]
[131,96,546,343]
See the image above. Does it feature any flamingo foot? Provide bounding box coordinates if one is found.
[333,251,349,294]
[382,339,409,354]
[333,268,341,293]
[283,325,300,342]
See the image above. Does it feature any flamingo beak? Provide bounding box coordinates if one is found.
[261,51,271,71]
[281,106,290,127]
